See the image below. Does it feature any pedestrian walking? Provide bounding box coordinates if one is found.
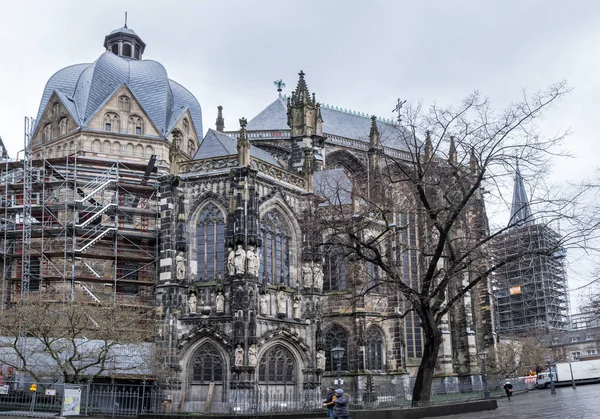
[333,388,350,419]
[503,381,514,400]
[323,387,337,418]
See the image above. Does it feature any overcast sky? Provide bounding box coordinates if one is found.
[1,0,599,310]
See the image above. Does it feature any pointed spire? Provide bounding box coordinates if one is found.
[0,136,8,160]
[424,130,433,160]
[469,147,479,173]
[302,147,313,178]
[216,105,225,132]
[369,116,380,147]
[291,70,313,106]
[510,165,534,227]
[448,136,457,164]
[124,11,128,28]
[237,117,250,167]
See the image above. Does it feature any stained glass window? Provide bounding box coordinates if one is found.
[324,246,346,292]
[325,325,349,371]
[365,327,384,370]
[259,210,290,285]
[258,345,295,383]
[196,203,225,281]
[192,344,224,383]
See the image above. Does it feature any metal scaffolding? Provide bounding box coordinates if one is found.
[0,149,159,308]
[492,223,569,335]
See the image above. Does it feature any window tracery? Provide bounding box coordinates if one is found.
[43,124,53,142]
[259,209,290,285]
[365,327,384,370]
[128,115,143,135]
[325,325,349,371]
[258,345,295,384]
[104,113,120,132]
[323,245,346,291]
[196,203,225,281]
[191,343,224,383]
[58,118,68,136]
[119,96,131,112]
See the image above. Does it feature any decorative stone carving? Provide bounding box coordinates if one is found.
[227,247,235,276]
[246,245,260,277]
[260,293,270,315]
[248,344,258,367]
[188,293,197,315]
[293,295,302,320]
[234,244,246,274]
[235,344,244,367]
[176,252,186,280]
[276,290,287,316]
[301,263,312,288]
[216,292,225,313]
[316,349,326,370]
[312,263,324,291]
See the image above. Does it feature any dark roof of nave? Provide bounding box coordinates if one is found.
[247,97,417,152]
[194,129,282,167]
[313,168,352,205]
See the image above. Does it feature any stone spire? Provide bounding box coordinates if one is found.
[448,136,457,164]
[237,117,250,167]
[424,130,433,160]
[216,105,225,132]
[469,147,479,173]
[509,166,533,227]
[368,116,382,172]
[0,137,8,160]
[369,116,380,148]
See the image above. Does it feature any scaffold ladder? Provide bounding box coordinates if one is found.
[21,117,34,298]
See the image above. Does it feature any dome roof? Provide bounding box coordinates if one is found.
[34,51,202,139]
[109,26,138,36]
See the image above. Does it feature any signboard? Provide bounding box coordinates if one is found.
[45,389,57,396]
[0,385,8,395]
[62,388,82,416]
[509,286,522,295]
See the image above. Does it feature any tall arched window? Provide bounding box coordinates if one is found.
[183,118,189,134]
[58,118,68,136]
[259,209,290,285]
[119,96,131,112]
[111,44,119,55]
[365,327,384,370]
[104,113,120,132]
[123,43,132,57]
[92,139,101,152]
[196,203,225,281]
[258,345,295,384]
[43,124,53,142]
[323,246,346,292]
[191,343,224,383]
[52,102,59,118]
[188,140,195,156]
[325,325,349,371]
[129,116,143,135]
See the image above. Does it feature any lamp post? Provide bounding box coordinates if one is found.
[477,351,490,399]
[567,359,576,390]
[547,361,556,395]
[331,346,345,387]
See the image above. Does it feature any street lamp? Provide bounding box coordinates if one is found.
[546,361,556,395]
[477,351,490,399]
[331,346,345,387]
[567,359,576,390]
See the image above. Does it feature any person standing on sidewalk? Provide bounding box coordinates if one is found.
[503,381,514,400]
[333,389,350,419]
[323,387,337,418]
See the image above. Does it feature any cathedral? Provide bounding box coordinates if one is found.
[5,23,495,405]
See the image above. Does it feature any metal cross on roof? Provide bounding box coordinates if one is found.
[392,98,407,124]
[273,79,286,98]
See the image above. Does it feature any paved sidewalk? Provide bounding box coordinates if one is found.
[443,383,600,418]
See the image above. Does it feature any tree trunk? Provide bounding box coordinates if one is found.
[411,307,443,407]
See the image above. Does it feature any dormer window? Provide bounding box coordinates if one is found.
[586,334,594,340]
[570,337,579,343]
[118,96,131,112]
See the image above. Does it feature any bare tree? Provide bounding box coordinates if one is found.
[0,298,154,383]
[488,337,548,378]
[314,82,579,405]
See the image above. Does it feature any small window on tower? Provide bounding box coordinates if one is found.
[134,45,140,59]
[111,44,119,55]
[123,43,132,57]
[119,96,131,112]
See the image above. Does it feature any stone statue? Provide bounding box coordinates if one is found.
[227,247,235,276]
[276,290,287,315]
[246,246,260,277]
[234,245,246,274]
[176,252,186,280]
[316,349,326,370]
[293,295,302,319]
[312,263,324,291]
[188,293,197,315]
[260,293,270,315]
[301,263,312,288]
[216,292,225,313]
[248,344,258,367]
[235,344,244,367]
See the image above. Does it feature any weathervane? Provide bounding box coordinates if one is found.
[273,79,286,98]
[392,98,407,124]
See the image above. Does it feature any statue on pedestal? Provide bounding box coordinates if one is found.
[234,245,246,274]
[293,295,302,319]
[227,247,235,276]
[176,252,186,280]
[301,263,312,288]
[248,344,258,367]
[316,349,326,370]
[246,246,260,277]
[235,344,244,367]
[276,290,287,315]
[260,293,270,315]
[188,293,197,315]
[216,292,225,313]
[313,263,324,291]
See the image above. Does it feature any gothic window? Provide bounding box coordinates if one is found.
[188,140,195,156]
[365,327,384,370]
[128,115,143,135]
[92,139,101,152]
[196,203,225,281]
[52,102,59,118]
[366,262,381,292]
[325,325,349,371]
[119,96,131,112]
[58,118,68,136]
[258,345,295,384]
[104,113,120,132]
[259,209,290,285]
[191,344,224,383]
[323,246,346,292]
[123,43,132,57]
[43,124,53,142]
[183,118,189,134]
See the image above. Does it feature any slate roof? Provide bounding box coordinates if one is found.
[246,97,416,152]
[194,129,282,167]
[33,52,203,140]
[313,168,353,205]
